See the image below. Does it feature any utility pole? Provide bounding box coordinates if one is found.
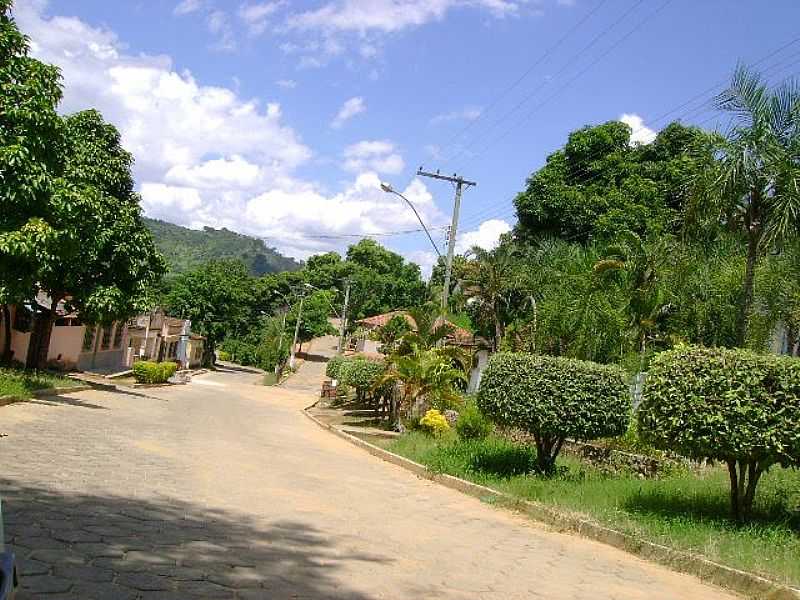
[417,168,476,312]
[289,289,307,370]
[337,279,351,353]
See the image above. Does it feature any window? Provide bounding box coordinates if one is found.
[113,324,124,349]
[83,326,96,351]
[101,324,113,350]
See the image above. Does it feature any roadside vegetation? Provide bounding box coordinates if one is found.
[0,368,81,400]
[380,432,800,586]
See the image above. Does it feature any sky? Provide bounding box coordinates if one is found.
[15,0,800,276]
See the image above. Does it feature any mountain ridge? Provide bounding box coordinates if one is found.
[144,217,301,276]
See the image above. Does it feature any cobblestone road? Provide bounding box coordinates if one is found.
[0,337,739,599]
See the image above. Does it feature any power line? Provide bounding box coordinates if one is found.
[453,0,675,171]
[437,0,610,160]
[442,0,649,166]
[454,45,800,231]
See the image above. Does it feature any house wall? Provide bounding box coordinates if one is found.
[47,325,85,367]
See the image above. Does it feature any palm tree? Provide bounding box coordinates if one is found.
[460,242,520,351]
[398,304,453,351]
[594,233,674,368]
[711,65,800,345]
[375,342,467,424]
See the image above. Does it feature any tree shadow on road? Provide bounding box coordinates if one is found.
[1,480,389,599]
[25,394,109,410]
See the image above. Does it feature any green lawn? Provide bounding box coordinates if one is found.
[0,368,82,400]
[382,432,800,587]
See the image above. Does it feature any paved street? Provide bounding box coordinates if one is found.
[0,337,738,599]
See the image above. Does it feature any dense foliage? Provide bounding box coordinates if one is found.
[455,401,493,440]
[132,361,177,384]
[339,358,385,402]
[0,6,164,367]
[144,218,299,278]
[325,355,347,380]
[638,345,800,520]
[165,260,254,364]
[477,352,629,473]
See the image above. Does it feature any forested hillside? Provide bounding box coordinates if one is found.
[144,218,301,276]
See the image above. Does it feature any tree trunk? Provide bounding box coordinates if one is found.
[726,458,766,522]
[26,306,57,370]
[1,305,11,365]
[735,192,762,347]
[534,434,564,475]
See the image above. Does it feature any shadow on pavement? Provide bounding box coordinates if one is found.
[26,394,108,411]
[2,480,388,599]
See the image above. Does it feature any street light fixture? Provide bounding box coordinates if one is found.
[380,182,442,258]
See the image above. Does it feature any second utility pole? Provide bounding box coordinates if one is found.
[417,168,476,312]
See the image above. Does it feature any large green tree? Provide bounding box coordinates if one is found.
[513,121,717,244]
[0,1,64,362]
[22,110,165,367]
[165,259,253,365]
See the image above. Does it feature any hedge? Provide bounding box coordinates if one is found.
[339,358,385,402]
[325,355,346,380]
[477,352,629,473]
[638,345,800,521]
[132,361,178,384]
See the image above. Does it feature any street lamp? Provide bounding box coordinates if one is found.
[380,182,442,258]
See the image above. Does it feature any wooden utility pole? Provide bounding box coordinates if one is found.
[337,279,351,353]
[416,169,476,311]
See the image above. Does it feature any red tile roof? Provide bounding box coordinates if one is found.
[356,311,477,346]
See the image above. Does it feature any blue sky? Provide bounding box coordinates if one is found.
[17,0,800,275]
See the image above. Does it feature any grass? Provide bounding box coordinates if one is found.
[382,432,800,587]
[0,367,82,400]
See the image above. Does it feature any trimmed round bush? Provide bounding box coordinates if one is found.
[638,345,800,521]
[477,352,629,473]
[456,401,493,440]
[132,361,178,384]
[339,358,385,402]
[326,355,346,380]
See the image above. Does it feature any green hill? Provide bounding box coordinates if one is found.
[144,218,301,276]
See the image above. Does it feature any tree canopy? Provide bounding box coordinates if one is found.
[513,121,718,244]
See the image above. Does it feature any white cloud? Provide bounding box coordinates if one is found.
[556,0,576,6]
[288,0,521,33]
[276,78,297,89]
[455,219,512,254]
[408,250,438,280]
[331,96,366,129]
[206,10,236,51]
[238,1,284,35]
[619,113,657,145]
[431,106,482,125]
[174,0,204,16]
[342,140,404,175]
[15,2,450,262]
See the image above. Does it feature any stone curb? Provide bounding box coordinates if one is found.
[303,403,800,600]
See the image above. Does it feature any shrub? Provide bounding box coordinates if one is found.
[477,352,629,474]
[325,355,346,380]
[638,345,800,521]
[339,358,385,402]
[133,361,177,384]
[420,409,450,437]
[217,350,231,362]
[456,401,493,440]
